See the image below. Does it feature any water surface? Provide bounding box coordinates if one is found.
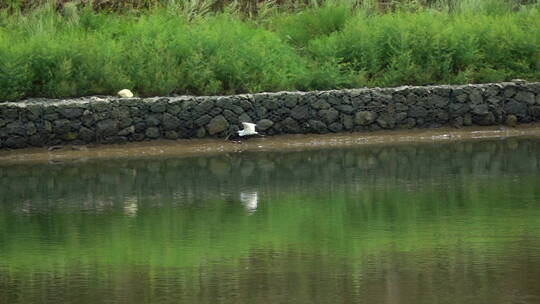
[1,138,540,303]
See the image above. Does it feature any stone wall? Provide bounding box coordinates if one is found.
[1,81,540,149]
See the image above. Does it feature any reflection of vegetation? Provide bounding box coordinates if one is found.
[1,139,540,303]
[1,176,540,269]
[1,0,540,100]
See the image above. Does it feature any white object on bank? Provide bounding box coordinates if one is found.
[117,89,134,98]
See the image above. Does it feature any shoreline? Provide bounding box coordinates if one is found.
[1,124,540,164]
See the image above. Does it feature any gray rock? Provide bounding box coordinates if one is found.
[263,98,280,110]
[434,110,449,122]
[256,119,274,131]
[69,120,82,131]
[291,105,310,120]
[504,87,516,98]
[5,136,27,149]
[146,114,161,127]
[469,90,483,104]
[195,114,212,127]
[3,108,19,119]
[327,95,344,105]
[222,110,237,123]
[399,118,416,129]
[395,112,407,122]
[238,113,252,123]
[409,106,428,118]
[319,109,339,124]
[341,114,354,130]
[328,122,343,132]
[449,103,469,117]
[6,121,26,136]
[455,94,468,103]
[80,127,95,142]
[485,86,501,97]
[195,99,215,114]
[196,127,206,138]
[282,117,300,133]
[29,135,45,146]
[96,119,118,136]
[308,120,328,134]
[463,113,472,126]
[162,113,181,130]
[504,100,527,118]
[505,115,518,127]
[134,122,146,132]
[392,94,406,104]
[81,113,95,127]
[216,97,234,109]
[369,124,382,131]
[118,126,135,136]
[335,105,354,114]
[529,106,540,119]
[432,86,452,97]
[487,96,502,105]
[112,106,131,119]
[283,95,298,108]
[395,103,409,112]
[230,105,244,115]
[61,132,78,141]
[376,114,395,129]
[515,91,535,104]
[53,119,71,134]
[94,112,111,121]
[145,127,160,139]
[118,117,133,129]
[26,104,43,120]
[428,95,449,108]
[207,115,229,135]
[355,111,377,126]
[26,122,37,135]
[59,107,83,119]
[406,93,418,104]
[311,99,330,110]
[471,104,489,115]
[451,117,463,128]
[102,136,127,144]
[254,104,267,118]
[92,102,110,112]
[167,104,181,115]
[165,131,178,140]
[209,107,222,116]
[238,99,254,111]
[473,112,495,125]
[150,99,167,113]
[43,121,53,133]
[132,133,146,141]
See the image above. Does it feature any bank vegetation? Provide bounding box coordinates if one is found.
[0,0,539,101]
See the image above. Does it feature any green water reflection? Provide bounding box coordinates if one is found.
[1,139,540,303]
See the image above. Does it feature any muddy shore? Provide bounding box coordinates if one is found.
[1,124,540,164]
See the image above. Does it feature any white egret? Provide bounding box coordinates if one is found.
[238,122,258,137]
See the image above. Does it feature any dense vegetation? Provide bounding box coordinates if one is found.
[0,0,539,101]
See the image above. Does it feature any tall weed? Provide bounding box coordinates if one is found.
[1,0,540,100]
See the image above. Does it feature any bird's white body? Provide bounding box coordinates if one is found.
[238,122,258,137]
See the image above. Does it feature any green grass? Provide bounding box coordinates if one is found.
[0,0,539,101]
